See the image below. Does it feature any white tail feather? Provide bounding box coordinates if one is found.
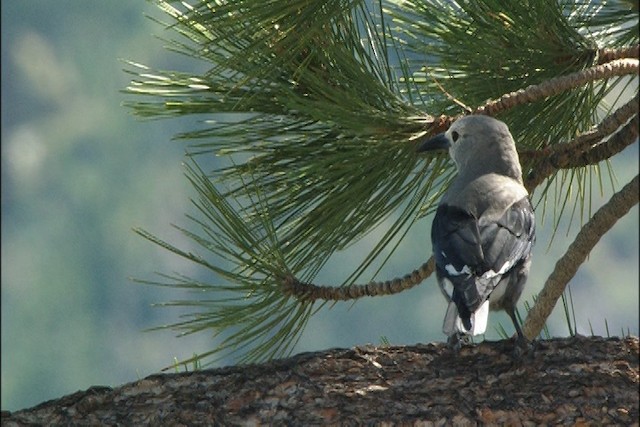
[442,300,490,336]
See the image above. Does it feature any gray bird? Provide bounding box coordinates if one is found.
[417,115,535,349]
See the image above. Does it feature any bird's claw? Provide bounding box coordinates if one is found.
[512,335,534,359]
[447,333,471,352]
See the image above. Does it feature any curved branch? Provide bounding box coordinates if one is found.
[572,114,638,167]
[597,44,639,63]
[523,175,639,340]
[281,257,434,302]
[474,59,639,116]
[523,97,639,191]
[521,93,639,160]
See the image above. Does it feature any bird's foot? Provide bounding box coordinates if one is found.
[512,335,535,359]
[447,333,471,352]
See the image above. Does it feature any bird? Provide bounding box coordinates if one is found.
[417,115,536,350]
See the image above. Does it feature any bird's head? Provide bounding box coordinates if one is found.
[417,115,521,180]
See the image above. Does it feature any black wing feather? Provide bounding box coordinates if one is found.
[432,197,535,322]
[432,205,484,275]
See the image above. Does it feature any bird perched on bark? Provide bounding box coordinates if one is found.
[417,115,535,350]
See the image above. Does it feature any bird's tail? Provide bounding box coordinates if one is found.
[442,299,490,337]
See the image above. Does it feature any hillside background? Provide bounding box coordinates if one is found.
[2,1,638,411]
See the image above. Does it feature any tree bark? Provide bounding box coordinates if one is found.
[2,336,638,426]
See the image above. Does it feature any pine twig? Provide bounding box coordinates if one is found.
[571,114,638,167]
[521,93,639,160]
[474,59,639,116]
[597,44,640,64]
[523,95,639,191]
[430,75,472,113]
[522,174,640,340]
[281,257,435,302]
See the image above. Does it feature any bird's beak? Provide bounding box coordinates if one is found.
[416,133,450,153]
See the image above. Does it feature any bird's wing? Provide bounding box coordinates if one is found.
[479,197,535,279]
[432,204,484,278]
[432,197,535,327]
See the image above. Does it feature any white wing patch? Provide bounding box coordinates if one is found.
[480,258,515,280]
[444,263,472,276]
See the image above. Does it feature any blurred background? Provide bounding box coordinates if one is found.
[2,1,638,412]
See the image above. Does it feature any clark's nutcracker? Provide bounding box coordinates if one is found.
[418,115,535,348]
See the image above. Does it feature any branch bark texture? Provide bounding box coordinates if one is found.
[524,98,639,191]
[523,175,639,340]
[3,336,637,425]
[598,44,640,63]
[474,59,639,116]
[282,257,434,301]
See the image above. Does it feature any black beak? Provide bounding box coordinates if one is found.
[416,133,450,153]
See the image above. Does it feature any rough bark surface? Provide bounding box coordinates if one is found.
[2,336,638,426]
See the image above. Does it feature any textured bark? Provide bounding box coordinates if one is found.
[3,336,638,426]
[523,175,639,340]
[282,258,435,302]
[473,59,639,116]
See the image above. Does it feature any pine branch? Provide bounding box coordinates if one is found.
[523,94,639,190]
[523,174,639,340]
[474,58,639,116]
[572,115,638,166]
[6,337,639,425]
[521,93,639,160]
[597,44,639,63]
[281,257,434,301]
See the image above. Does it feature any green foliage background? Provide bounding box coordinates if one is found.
[1,1,638,412]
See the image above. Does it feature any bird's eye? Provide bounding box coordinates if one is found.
[451,131,460,142]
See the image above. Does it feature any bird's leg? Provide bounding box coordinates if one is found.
[447,333,461,351]
[507,308,532,357]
